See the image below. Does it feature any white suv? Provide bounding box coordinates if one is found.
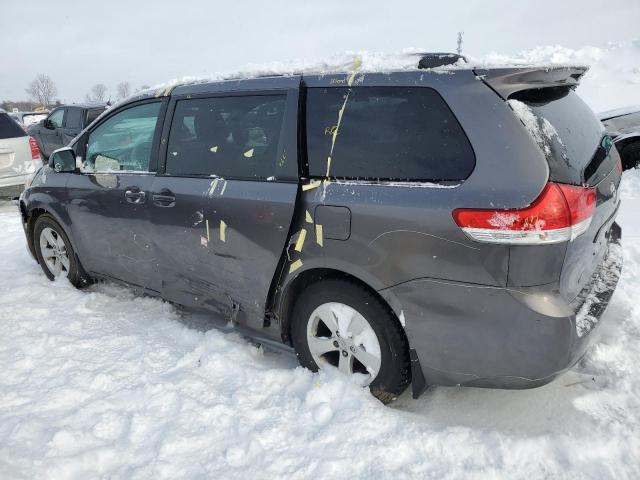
[0,110,42,197]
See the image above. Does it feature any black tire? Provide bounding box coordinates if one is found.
[33,214,89,288]
[291,278,411,404]
[620,142,640,170]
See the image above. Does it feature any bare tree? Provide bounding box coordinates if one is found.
[116,81,131,100]
[88,83,108,102]
[25,74,58,108]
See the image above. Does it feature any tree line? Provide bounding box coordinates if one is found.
[2,74,152,112]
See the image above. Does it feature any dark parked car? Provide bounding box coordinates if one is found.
[19,55,623,403]
[27,103,106,159]
[599,106,640,170]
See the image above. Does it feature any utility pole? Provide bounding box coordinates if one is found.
[457,32,464,56]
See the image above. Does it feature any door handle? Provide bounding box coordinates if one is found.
[152,189,176,207]
[125,189,146,204]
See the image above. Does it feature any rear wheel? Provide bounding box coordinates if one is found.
[33,214,88,288]
[291,279,410,403]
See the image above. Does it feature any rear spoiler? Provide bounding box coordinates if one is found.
[472,66,589,100]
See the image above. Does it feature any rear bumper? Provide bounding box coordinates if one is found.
[0,174,27,197]
[382,224,622,391]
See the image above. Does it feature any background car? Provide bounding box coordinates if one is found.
[599,106,640,170]
[27,103,106,158]
[9,111,49,128]
[0,110,42,198]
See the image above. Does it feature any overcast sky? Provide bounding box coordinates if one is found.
[1,0,638,102]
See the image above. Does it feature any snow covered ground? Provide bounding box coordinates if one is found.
[1,46,640,478]
[0,177,638,480]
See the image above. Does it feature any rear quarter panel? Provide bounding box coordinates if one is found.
[278,71,550,317]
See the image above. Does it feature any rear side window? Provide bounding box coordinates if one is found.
[508,88,609,186]
[165,95,288,179]
[305,87,475,181]
[86,109,103,126]
[0,113,26,139]
[64,108,83,129]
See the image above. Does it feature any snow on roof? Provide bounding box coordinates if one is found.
[145,47,596,97]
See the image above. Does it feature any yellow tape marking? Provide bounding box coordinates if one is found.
[210,146,218,153]
[220,180,227,196]
[244,148,254,158]
[302,180,321,191]
[294,229,307,252]
[289,259,303,274]
[220,220,227,242]
[305,210,313,224]
[324,55,362,178]
[205,219,210,241]
[315,224,323,247]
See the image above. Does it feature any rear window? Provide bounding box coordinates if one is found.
[86,109,103,126]
[0,113,26,139]
[508,88,609,186]
[305,86,475,181]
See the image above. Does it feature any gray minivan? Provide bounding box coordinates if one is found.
[19,55,623,403]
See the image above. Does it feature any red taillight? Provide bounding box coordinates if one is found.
[453,182,596,244]
[28,137,40,160]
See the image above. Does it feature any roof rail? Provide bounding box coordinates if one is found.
[417,53,467,69]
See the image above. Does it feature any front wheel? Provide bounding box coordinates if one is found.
[33,214,88,288]
[291,279,411,404]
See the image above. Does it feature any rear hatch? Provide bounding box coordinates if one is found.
[477,68,621,302]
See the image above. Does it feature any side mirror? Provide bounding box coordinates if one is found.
[43,119,55,130]
[49,148,77,173]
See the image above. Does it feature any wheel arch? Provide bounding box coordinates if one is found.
[274,266,407,347]
[23,205,76,266]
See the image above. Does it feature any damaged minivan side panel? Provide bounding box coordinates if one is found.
[148,77,302,329]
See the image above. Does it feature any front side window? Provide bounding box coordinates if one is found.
[165,95,287,179]
[84,102,161,173]
[306,86,475,181]
[64,108,83,129]
[48,109,64,129]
